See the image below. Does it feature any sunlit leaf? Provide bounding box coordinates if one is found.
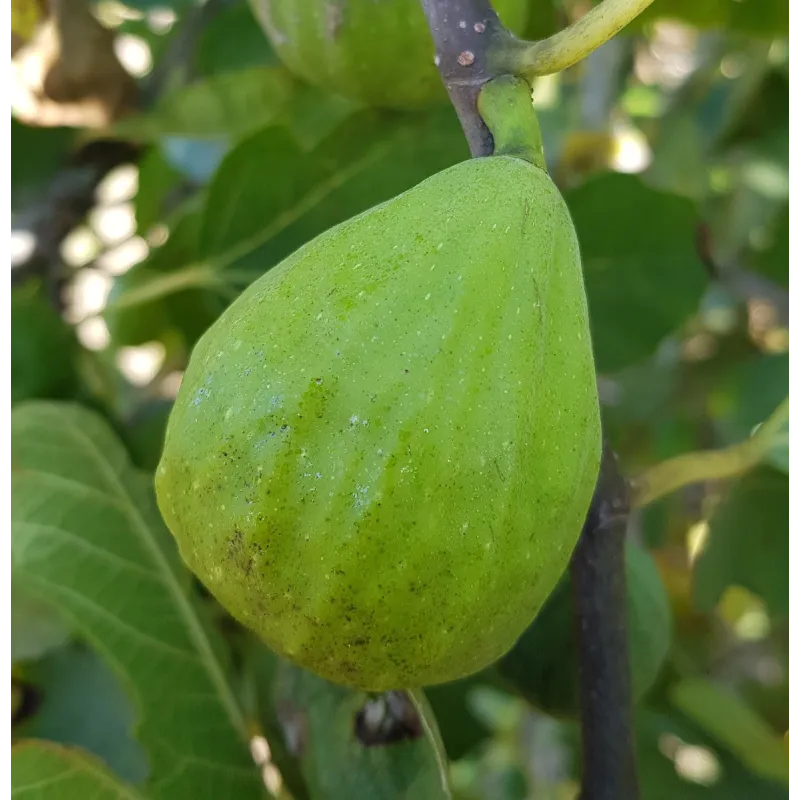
[11,402,263,799]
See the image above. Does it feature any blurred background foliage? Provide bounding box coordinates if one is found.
[11,0,788,798]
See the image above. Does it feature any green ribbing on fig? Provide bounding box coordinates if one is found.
[478,75,546,170]
[156,154,601,691]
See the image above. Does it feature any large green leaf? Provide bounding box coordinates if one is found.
[11,402,263,799]
[565,173,708,373]
[11,742,145,800]
[15,642,148,784]
[671,679,789,785]
[693,466,788,618]
[272,662,452,799]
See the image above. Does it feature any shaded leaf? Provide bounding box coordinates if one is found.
[113,67,295,140]
[749,204,788,288]
[710,353,788,445]
[11,402,263,799]
[11,584,70,663]
[634,709,789,800]
[15,642,149,784]
[195,1,279,76]
[277,85,358,151]
[671,679,788,785]
[425,675,493,761]
[637,0,788,36]
[10,119,74,209]
[11,285,79,406]
[11,741,144,800]
[717,69,788,159]
[134,147,185,237]
[121,401,173,472]
[765,412,789,474]
[693,466,788,618]
[273,661,452,799]
[241,643,310,800]
[522,0,561,40]
[645,111,710,200]
[565,173,708,373]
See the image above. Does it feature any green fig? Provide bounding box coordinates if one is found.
[249,0,528,110]
[156,88,600,690]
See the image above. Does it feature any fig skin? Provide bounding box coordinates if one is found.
[156,155,601,691]
[250,0,528,110]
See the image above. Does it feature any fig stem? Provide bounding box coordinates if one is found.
[420,0,510,157]
[631,396,789,508]
[492,0,655,79]
[571,443,640,800]
[477,76,547,170]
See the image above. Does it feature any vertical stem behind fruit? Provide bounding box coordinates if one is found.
[420,0,509,157]
[571,444,639,800]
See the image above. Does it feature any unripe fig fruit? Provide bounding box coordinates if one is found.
[249,0,528,110]
[156,111,600,691]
